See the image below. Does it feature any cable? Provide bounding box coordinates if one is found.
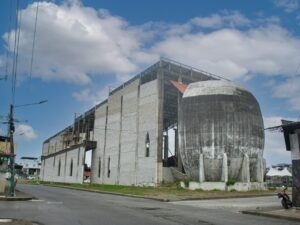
[11,0,21,105]
[29,1,39,84]
[3,0,13,81]
[11,0,23,105]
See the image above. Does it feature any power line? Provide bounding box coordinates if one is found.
[3,0,14,81]
[29,1,39,84]
[11,0,23,105]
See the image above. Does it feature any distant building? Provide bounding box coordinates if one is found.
[19,157,41,177]
[271,163,292,170]
[266,166,292,187]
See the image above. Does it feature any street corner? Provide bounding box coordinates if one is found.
[0,190,33,201]
[242,207,300,222]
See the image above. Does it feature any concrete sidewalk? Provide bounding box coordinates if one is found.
[242,207,300,222]
[0,190,33,201]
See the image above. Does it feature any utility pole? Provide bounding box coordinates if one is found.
[9,104,15,196]
[7,100,47,196]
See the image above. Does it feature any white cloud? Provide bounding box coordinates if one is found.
[2,2,300,112]
[273,0,299,13]
[263,117,294,166]
[151,25,300,80]
[15,124,37,141]
[72,86,109,105]
[3,1,152,84]
[190,11,250,28]
[272,77,300,110]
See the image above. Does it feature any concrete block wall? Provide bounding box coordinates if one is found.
[41,78,161,186]
[41,147,85,183]
[118,80,139,185]
[91,103,108,184]
[136,80,159,185]
[91,79,160,186]
[104,84,123,185]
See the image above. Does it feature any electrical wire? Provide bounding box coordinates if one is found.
[11,0,22,105]
[29,1,39,84]
[3,0,13,81]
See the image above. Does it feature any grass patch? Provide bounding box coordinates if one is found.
[21,181,277,201]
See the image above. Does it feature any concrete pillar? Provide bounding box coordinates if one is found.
[199,153,205,182]
[221,153,228,182]
[163,133,169,161]
[241,153,250,183]
[256,152,264,183]
[174,128,178,158]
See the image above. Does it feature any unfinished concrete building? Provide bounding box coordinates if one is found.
[40,59,265,188]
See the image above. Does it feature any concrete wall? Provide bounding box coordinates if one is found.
[41,147,85,183]
[91,79,160,186]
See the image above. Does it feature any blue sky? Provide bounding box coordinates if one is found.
[0,0,300,166]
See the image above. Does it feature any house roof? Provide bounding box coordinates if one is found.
[266,167,292,177]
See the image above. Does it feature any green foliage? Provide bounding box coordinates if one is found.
[226,179,236,186]
[211,188,221,192]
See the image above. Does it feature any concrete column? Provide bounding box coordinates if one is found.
[199,153,205,182]
[241,153,250,183]
[163,133,169,161]
[221,153,228,182]
[256,152,264,183]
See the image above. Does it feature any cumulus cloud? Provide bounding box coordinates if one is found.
[3,1,300,110]
[3,1,153,84]
[190,11,251,28]
[263,116,294,166]
[273,0,299,13]
[15,124,37,141]
[72,86,109,105]
[271,77,300,110]
[151,25,300,80]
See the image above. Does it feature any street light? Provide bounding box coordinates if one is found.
[8,99,47,196]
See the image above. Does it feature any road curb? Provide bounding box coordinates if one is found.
[0,190,34,201]
[44,184,170,202]
[43,184,275,202]
[242,209,300,222]
[0,196,33,201]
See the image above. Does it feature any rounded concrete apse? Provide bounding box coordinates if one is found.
[178,80,264,182]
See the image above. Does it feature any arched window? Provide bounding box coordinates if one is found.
[145,132,150,157]
[58,159,61,176]
[70,159,73,176]
[98,157,101,178]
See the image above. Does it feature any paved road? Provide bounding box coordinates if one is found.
[0,184,298,225]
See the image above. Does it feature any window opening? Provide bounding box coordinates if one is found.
[107,157,111,178]
[98,157,101,178]
[145,132,150,157]
[58,159,61,176]
[70,159,73,176]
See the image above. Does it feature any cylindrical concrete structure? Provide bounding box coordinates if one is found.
[178,80,264,181]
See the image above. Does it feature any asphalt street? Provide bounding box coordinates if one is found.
[0,184,298,225]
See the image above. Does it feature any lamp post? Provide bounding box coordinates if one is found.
[8,100,47,196]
